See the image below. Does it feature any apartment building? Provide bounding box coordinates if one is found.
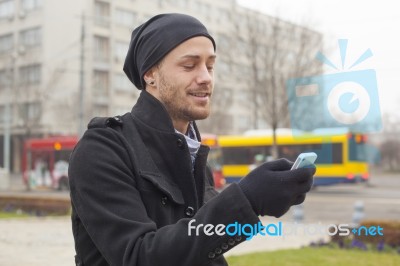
[0,0,321,173]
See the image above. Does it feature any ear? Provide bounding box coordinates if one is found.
[143,68,157,88]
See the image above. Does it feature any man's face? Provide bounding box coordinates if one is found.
[147,36,216,125]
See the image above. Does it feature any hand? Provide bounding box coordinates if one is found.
[238,158,315,217]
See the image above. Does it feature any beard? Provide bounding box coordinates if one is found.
[158,71,212,122]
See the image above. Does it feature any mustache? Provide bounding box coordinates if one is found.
[187,86,213,94]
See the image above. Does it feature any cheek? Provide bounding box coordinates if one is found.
[159,81,180,102]
[174,72,196,88]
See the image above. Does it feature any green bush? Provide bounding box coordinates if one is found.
[356,220,400,246]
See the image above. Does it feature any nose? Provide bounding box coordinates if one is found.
[196,64,213,85]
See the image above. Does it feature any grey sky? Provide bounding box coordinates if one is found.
[237,0,400,116]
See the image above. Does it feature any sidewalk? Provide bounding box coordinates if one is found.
[0,217,74,266]
[0,174,332,262]
[0,216,325,266]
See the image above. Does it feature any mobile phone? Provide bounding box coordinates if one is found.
[291,152,317,170]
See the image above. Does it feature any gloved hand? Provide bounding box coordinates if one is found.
[238,158,315,217]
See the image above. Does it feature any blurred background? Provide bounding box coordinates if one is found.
[0,0,399,265]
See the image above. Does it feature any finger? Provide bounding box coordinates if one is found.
[282,170,314,195]
[287,165,316,184]
[293,194,306,205]
[296,175,314,194]
[273,205,291,218]
[259,158,293,171]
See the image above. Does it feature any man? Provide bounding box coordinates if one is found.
[69,13,315,266]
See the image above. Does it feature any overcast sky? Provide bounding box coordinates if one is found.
[237,0,400,117]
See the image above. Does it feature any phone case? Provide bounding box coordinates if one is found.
[291,152,318,170]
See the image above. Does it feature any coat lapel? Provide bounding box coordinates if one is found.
[130,90,207,210]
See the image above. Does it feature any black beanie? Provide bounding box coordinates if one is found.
[123,13,216,90]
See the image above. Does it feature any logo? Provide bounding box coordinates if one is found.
[286,39,382,133]
[188,220,384,241]
[283,223,384,237]
[327,81,370,124]
[188,220,282,240]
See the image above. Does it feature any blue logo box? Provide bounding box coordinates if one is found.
[286,69,382,133]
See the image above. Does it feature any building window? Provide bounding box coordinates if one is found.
[113,106,131,116]
[21,0,42,12]
[233,63,251,77]
[217,60,230,74]
[236,90,250,104]
[114,73,132,92]
[93,70,109,96]
[0,33,13,53]
[94,36,109,62]
[217,34,230,51]
[0,0,14,19]
[0,105,9,121]
[93,104,108,116]
[114,41,129,61]
[0,69,12,88]
[237,39,248,52]
[237,115,251,130]
[115,9,136,27]
[19,64,41,85]
[18,102,41,123]
[217,8,230,22]
[94,0,110,27]
[19,27,41,48]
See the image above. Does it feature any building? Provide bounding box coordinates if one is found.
[0,0,321,173]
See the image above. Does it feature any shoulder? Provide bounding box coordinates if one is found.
[69,116,135,181]
[88,116,124,130]
[83,114,134,144]
[72,115,130,161]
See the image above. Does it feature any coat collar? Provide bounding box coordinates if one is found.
[129,90,209,209]
[131,90,202,141]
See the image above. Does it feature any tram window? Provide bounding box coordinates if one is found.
[222,146,270,165]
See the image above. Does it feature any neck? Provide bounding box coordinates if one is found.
[173,120,190,134]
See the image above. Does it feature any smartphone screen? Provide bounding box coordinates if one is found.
[291,152,317,170]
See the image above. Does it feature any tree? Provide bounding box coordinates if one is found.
[380,140,400,171]
[233,9,323,158]
[14,61,69,135]
[377,113,400,171]
[196,85,234,134]
[8,54,68,173]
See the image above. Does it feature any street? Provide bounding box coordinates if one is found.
[0,171,399,265]
[302,172,400,223]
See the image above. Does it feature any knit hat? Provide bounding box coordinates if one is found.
[123,13,216,89]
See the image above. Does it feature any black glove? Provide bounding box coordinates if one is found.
[238,158,315,218]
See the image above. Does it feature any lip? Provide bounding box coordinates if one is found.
[188,92,210,103]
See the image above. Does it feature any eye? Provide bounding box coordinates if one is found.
[207,65,214,72]
[183,65,195,70]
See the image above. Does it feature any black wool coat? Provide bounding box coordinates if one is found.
[69,90,260,266]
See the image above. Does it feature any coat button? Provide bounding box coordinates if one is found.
[208,252,216,259]
[185,206,195,217]
[161,196,168,205]
[215,247,222,255]
[176,138,184,149]
[221,243,229,250]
